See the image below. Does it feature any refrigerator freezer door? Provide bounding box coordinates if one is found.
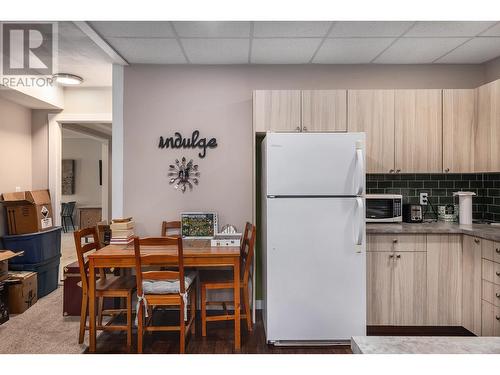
[264,132,365,197]
[265,197,366,342]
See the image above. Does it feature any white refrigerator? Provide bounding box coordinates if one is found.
[261,132,366,345]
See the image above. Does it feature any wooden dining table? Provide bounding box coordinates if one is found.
[87,240,242,353]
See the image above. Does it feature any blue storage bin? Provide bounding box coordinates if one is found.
[9,256,60,298]
[1,227,62,265]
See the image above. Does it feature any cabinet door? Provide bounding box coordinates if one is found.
[443,89,476,173]
[481,300,500,336]
[426,234,462,325]
[348,90,395,173]
[462,235,482,335]
[302,90,347,132]
[475,80,500,172]
[392,251,427,325]
[395,90,443,173]
[367,252,394,325]
[253,90,301,132]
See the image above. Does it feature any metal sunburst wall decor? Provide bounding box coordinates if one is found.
[168,157,200,193]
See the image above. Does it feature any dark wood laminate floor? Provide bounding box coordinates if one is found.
[85,310,352,354]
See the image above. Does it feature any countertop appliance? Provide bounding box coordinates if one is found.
[403,204,423,223]
[261,132,366,345]
[366,194,402,223]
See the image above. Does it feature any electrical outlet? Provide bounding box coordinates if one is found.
[15,186,21,192]
[420,192,428,206]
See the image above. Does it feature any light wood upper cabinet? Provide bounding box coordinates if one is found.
[443,89,477,173]
[462,235,482,335]
[348,90,395,173]
[302,90,347,132]
[426,234,462,326]
[395,90,443,173]
[475,80,500,172]
[253,90,301,132]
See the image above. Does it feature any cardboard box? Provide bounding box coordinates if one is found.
[6,271,37,314]
[1,190,53,235]
[0,250,22,282]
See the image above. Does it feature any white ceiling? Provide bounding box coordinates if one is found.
[57,22,113,86]
[88,21,500,65]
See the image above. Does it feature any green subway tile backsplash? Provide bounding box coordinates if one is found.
[366,173,500,222]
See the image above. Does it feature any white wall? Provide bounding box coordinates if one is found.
[0,96,32,236]
[61,137,103,226]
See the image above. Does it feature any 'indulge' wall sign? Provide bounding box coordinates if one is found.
[158,130,217,158]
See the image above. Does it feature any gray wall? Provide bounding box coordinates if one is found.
[0,96,32,237]
[122,63,492,235]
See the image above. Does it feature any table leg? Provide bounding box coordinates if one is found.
[89,258,96,353]
[234,259,241,351]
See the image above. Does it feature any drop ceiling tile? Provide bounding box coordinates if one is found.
[374,38,468,63]
[106,38,186,64]
[436,37,500,63]
[253,21,332,37]
[172,22,250,38]
[182,39,249,64]
[251,38,322,64]
[479,22,500,36]
[329,21,414,37]
[89,21,175,38]
[404,21,496,37]
[313,38,394,63]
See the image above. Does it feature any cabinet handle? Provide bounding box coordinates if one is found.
[444,168,450,173]
[303,126,308,132]
[389,254,394,258]
[396,254,401,259]
[496,316,500,321]
[496,248,500,254]
[393,239,398,243]
[296,126,301,132]
[474,239,480,244]
[396,169,401,173]
[496,271,500,277]
[496,293,500,298]
[389,169,395,173]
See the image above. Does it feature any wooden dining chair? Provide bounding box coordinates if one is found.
[73,227,136,349]
[134,236,197,354]
[200,222,256,336]
[161,220,181,237]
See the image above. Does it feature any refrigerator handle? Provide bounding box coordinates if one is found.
[355,197,364,251]
[356,147,364,195]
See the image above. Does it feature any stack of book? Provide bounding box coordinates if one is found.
[110,218,135,245]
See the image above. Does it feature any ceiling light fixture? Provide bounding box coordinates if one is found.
[52,73,84,86]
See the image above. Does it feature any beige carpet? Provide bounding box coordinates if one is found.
[0,286,88,354]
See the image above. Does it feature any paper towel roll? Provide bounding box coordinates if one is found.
[453,191,476,225]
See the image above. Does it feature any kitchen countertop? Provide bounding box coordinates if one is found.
[351,336,500,354]
[367,222,500,242]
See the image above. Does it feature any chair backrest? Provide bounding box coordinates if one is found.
[241,222,256,285]
[62,201,76,217]
[161,221,181,237]
[133,236,185,297]
[73,227,105,292]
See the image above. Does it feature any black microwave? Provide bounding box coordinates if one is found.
[366,194,403,223]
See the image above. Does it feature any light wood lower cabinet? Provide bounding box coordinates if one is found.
[461,235,482,335]
[481,300,500,336]
[426,234,462,326]
[367,251,426,326]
